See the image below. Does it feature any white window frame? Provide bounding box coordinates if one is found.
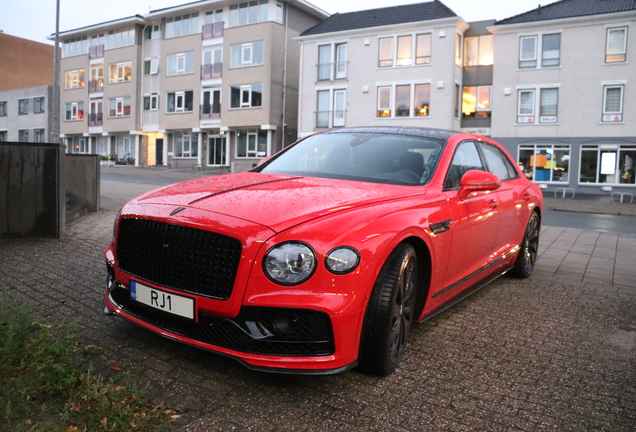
[605,26,628,63]
[175,91,185,112]
[519,36,537,68]
[378,37,394,68]
[377,86,392,117]
[176,54,186,74]
[517,89,536,123]
[144,94,159,111]
[66,101,83,121]
[539,88,558,123]
[602,84,624,122]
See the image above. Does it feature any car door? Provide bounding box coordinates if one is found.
[478,142,528,256]
[436,140,501,299]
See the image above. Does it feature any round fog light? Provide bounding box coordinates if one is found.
[271,313,300,335]
[325,247,360,275]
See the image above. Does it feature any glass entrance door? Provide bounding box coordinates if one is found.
[208,136,226,166]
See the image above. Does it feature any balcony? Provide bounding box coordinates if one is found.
[200,103,221,119]
[89,44,104,59]
[201,63,222,79]
[202,22,224,39]
[88,79,104,93]
[88,112,103,126]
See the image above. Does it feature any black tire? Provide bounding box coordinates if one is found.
[511,211,540,279]
[358,243,418,376]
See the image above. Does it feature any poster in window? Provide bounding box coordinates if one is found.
[601,152,616,175]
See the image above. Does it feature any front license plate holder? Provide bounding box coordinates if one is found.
[130,280,196,321]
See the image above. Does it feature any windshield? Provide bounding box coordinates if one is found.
[257,132,444,185]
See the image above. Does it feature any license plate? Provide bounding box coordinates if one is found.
[130,280,195,320]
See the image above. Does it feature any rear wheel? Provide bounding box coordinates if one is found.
[512,211,540,278]
[358,243,417,376]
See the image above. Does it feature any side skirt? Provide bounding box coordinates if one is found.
[417,262,515,324]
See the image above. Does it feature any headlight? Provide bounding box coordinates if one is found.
[325,247,360,275]
[264,242,317,285]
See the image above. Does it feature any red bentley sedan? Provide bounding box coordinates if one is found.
[104,127,543,376]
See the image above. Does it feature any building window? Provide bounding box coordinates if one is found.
[167,91,194,113]
[580,144,636,185]
[517,89,535,123]
[144,25,160,40]
[606,27,627,63]
[317,43,347,80]
[144,58,159,75]
[18,99,29,115]
[602,85,624,122]
[0,101,6,116]
[165,13,199,38]
[519,36,537,68]
[228,0,269,27]
[174,131,198,158]
[89,98,103,126]
[377,87,391,117]
[97,137,109,156]
[230,41,264,68]
[236,128,267,158]
[397,35,413,66]
[115,135,134,160]
[413,84,430,116]
[379,38,393,67]
[415,34,431,65]
[71,136,90,154]
[455,33,462,66]
[167,52,195,75]
[541,33,560,67]
[65,102,84,121]
[315,89,346,128]
[89,64,104,92]
[454,84,460,118]
[108,62,132,83]
[230,84,262,108]
[18,130,29,142]
[108,97,131,117]
[202,45,223,78]
[464,35,494,66]
[34,129,45,143]
[143,94,159,111]
[33,97,45,114]
[65,69,85,89]
[0,131,7,141]
[518,144,570,183]
[539,88,558,122]
[63,36,88,57]
[107,27,135,49]
[462,86,491,118]
[276,3,283,23]
[395,85,411,116]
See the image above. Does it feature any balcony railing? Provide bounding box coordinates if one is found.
[88,79,104,93]
[317,61,347,81]
[201,63,222,79]
[89,44,104,59]
[88,112,103,126]
[202,22,224,39]
[200,103,221,119]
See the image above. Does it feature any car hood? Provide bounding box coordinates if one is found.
[127,172,426,233]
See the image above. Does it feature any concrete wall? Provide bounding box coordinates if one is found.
[0,142,62,238]
[66,154,100,212]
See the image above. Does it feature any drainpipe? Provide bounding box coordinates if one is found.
[281,2,289,151]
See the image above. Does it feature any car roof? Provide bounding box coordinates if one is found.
[320,126,457,141]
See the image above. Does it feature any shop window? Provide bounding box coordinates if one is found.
[518,144,570,183]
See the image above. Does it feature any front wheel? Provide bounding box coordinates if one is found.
[358,243,418,376]
[511,211,540,278]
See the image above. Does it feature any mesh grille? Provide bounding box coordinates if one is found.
[110,287,335,356]
[116,218,242,300]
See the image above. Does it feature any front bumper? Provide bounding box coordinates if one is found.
[104,273,359,374]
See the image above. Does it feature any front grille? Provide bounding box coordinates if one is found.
[116,218,242,300]
[110,286,335,356]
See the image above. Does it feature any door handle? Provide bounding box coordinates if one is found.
[489,199,499,209]
[523,193,532,201]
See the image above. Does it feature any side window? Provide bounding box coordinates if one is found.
[444,141,485,190]
[480,143,518,181]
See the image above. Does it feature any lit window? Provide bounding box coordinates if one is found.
[462,86,491,118]
[377,87,391,117]
[65,69,85,89]
[108,62,132,83]
[463,35,493,66]
[413,84,430,117]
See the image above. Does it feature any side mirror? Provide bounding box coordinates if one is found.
[458,170,501,200]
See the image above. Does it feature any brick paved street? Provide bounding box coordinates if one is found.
[1,172,635,431]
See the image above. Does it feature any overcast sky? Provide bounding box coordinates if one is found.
[1,0,554,44]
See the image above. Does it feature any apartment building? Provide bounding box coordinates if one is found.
[296,1,468,137]
[53,0,328,169]
[490,0,636,195]
[0,32,57,143]
[0,85,55,142]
